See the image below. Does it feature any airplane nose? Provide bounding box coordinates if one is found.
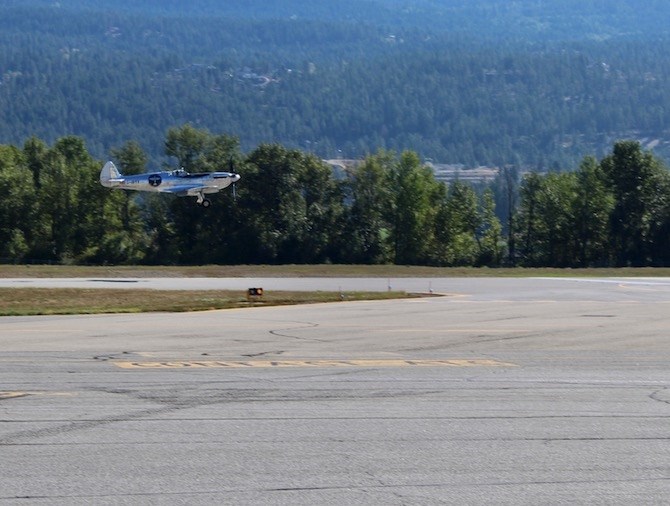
[232,173,241,182]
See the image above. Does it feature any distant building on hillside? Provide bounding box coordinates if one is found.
[324,159,500,184]
[323,159,363,179]
[426,162,499,184]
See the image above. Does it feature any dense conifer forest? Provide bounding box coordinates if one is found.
[3,1,670,167]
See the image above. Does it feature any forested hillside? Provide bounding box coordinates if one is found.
[3,1,670,168]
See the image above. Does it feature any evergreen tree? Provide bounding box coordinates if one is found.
[601,140,670,266]
[110,140,148,175]
[439,180,480,266]
[387,151,445,265]
[516,172,543,266]
[242,144,341,263]
[572,156,614,266]
[0,145,34,261]
[345,153,394,263]
[478,188,503,266]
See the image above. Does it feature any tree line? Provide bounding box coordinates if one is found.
[1,126,669,267]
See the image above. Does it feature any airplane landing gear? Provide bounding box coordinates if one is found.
[195,193,211,208]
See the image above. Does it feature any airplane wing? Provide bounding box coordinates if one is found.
[159,185,220,197]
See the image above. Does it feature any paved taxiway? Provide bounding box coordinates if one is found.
[2,277,670,504]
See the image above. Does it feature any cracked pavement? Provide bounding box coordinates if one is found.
[2,277,670,504]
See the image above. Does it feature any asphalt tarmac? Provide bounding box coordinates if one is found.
[2,277,670,504]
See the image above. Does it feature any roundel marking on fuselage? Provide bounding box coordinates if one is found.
[148,174,162,187]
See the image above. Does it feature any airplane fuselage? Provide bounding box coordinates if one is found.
[100,161,240,206]
[104,170,238,194]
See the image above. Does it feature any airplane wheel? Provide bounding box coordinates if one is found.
[201,199,211,208]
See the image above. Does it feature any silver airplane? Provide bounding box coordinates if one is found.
[100,161,240,207]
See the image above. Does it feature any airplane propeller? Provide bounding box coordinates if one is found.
[228,157,239,200]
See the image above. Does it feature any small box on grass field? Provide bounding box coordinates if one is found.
[247,287,263,301]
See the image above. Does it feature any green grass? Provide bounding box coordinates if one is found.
[0,287,418,316]
[2,264,670,278]
[1,263,667,316]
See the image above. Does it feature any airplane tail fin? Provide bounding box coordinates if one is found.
[100,161,124,187]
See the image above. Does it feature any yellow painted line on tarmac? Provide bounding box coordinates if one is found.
[617,283,667,292]
[8,329,86,333]
[0,391,29,400]
[113,358,517,369]
[374,328,532,333]
[0,391,74,400]
[375,324,594,332]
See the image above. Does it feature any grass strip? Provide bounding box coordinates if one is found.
[2,264,670,278]
[0,288,418,316]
